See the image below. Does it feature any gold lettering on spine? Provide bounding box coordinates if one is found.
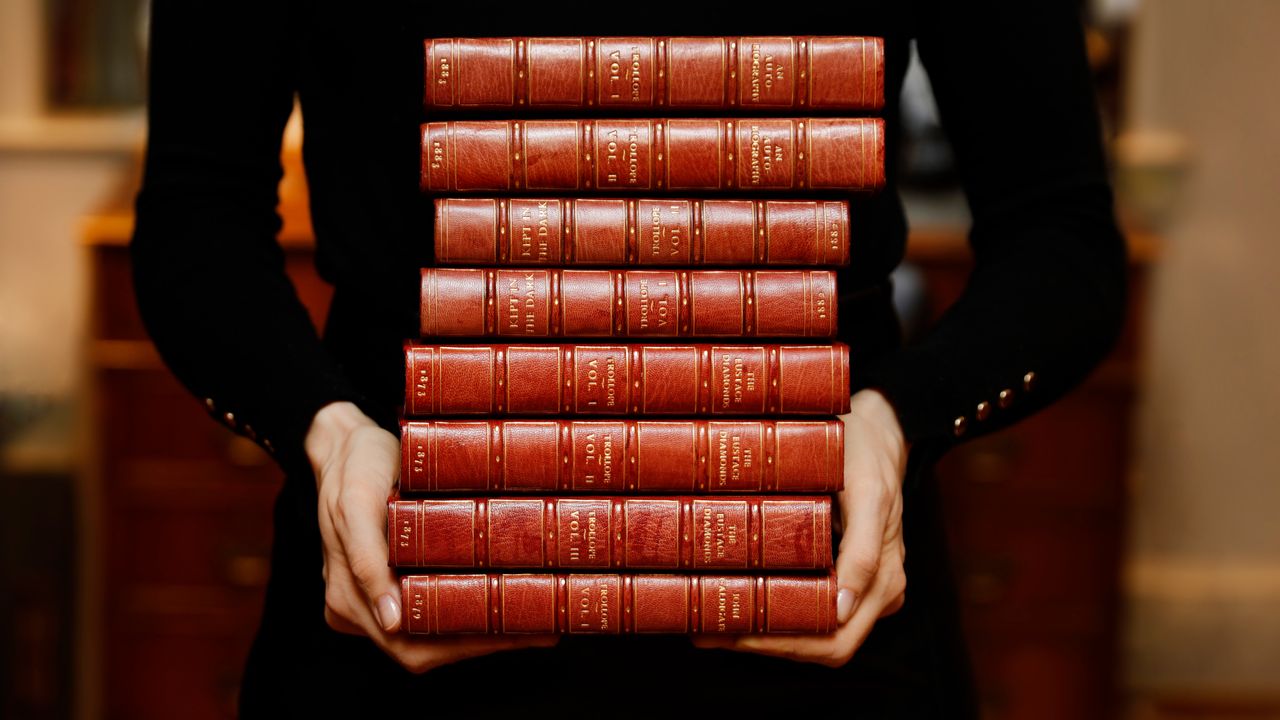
[415,366,430,404]
[713,583,741,631]
[523,273,537,334]
[719,355,757,409]
[411,440,426,479]
[827,210,842,253]
[536,202,550,261]
[565,507,599,564]
[717,430,728,486]
[647,203,684,258]
[519,205,533,258]
[748,43,786,104]
[636,278,671,331]
[504,272,541,334]
[436,55,451,86]
[583,433,597,485]
[606,48,643,102]
[702,508,714,564]
[397,511,412,550]
[598,581,610,631]
[603,128,642,186]
[584,358,618,408]
[650,205,662,256]
[410,585,425,622]
[697,505,741,566]
[431,140,444,170]
[601,432,613,484]
[516,202,552,262]
[715,430,748,488]
[748,124,784,186]
[575,580,610,631]
[568,509,581,562]
[667,204,683,256]
[506,276,521,331]
[577,584,592,629]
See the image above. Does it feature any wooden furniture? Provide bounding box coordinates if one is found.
[81,159,1149,718]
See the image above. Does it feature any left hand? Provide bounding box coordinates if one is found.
[693,389,908,667]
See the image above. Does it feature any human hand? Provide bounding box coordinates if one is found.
[306,401,557,673]
[693,389,908,666]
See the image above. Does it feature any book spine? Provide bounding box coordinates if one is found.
[424,37,884,112]
[403,343,850,417]
[399,419,844,494]
[420,268,837,338]
[419,118,884,193]
[401,572,837,634]
[433,198,851,266]
[388,496,832,570]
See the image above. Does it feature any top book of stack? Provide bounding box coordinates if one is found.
[425,37,884,113]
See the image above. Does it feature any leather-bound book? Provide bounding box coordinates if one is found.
[401,572,838,634]
[404,342,850,416]
[420,118,884,193]
[433,198,850,267]
[420,268,836,338]
[399,419,844,494]
[425,36,884,112]
[388,496,832,570]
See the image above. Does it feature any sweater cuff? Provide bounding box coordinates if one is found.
[198,354,368,475]
[859,345,961,450]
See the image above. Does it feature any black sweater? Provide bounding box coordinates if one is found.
[132,3,1125,474]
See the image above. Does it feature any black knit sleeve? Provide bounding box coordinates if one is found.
[864,2,1128,452]
[131,1,365,471]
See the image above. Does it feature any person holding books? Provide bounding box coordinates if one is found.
[131,3,1125,717]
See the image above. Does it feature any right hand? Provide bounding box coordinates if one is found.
[305,401,558,673]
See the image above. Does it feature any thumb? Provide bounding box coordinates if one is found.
[341,489,402,632]
[338,432,403,633]
[834,485,883,625]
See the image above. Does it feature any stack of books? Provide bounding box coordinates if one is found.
[392,36,884,635]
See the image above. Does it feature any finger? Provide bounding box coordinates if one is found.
[382,634,560,674]
[690,636,736,650]
[333,475,401,633]
[837,547,906,657]
[879,591,906,619]
[834,479,890,622]
[324,605,364,635]
[322,553,381,635]
[695,629,848,666]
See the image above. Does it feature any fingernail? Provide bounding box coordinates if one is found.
[374,593,401,632]
[837,587,856,624]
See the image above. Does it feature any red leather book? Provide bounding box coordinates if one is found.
[399,419,844,494]
[388,496,832,570]
[433,198,851,267]
[420,118,884,193]
[402,572,837,634]
[424,37,884,112]
[420,268,836,338]
[404,342,850,416]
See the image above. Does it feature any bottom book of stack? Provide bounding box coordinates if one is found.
[400,573,837,635]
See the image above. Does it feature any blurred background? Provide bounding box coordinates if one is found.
[1,0,1277,718]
